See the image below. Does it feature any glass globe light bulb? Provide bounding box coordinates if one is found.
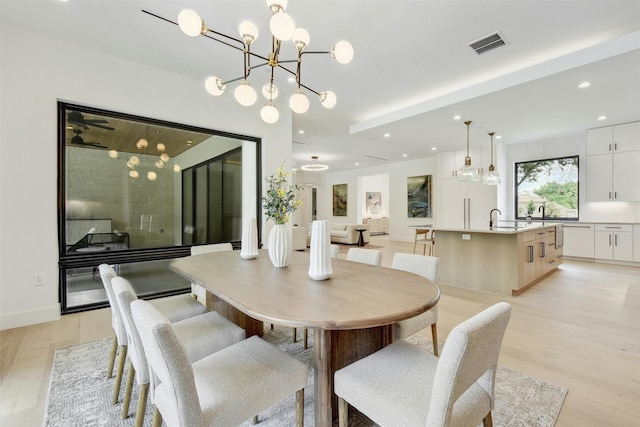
[136,138,148,150]
[332,40,354,64]
[129,170,139,179]
[289,90,309,114]
[147,171,157,181]
[262,83,279,100]
[239,21,258,45]
[156,143,165,152]
[108,150,118,159]
[205,76,225,96]
[292,28,310,51]
[178,10,204,37]
[234,80,257,106]
[173,164,181,173]
[270,11,295,41]
[155,160,164,168]
[160,153,170,162]
[260,103,280,124]
[130,156,140,166]
[319,91,337,109]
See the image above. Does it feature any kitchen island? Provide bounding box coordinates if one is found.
[433,223,562,295]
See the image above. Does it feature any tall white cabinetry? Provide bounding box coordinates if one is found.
[594,224,633,262]
[437,149,496,229]
[586,122,640,202]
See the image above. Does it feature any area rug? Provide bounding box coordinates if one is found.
[44,328,567,427]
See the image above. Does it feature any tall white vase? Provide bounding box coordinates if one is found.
[268,224,291,268]
[240,217,259,260]
[308,220,333,280]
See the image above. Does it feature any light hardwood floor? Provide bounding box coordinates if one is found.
[1,235,638,426]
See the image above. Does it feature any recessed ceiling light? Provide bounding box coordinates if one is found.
[298,129,304,134]
[384,133,390,138]
[402,154,407,157]
[453,115,461,120]
[431,147,437,151]
[598,115,607,121]
[495,135,502,139]
[578,81,591,88]
[355,162,360,166]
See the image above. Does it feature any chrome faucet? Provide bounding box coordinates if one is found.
[489,208,501,228]
[538,205,545,220]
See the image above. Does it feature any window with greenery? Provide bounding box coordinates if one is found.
[515,156,579,220]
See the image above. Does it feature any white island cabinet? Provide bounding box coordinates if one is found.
[586,121,640,202]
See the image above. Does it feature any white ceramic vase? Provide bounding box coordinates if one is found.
[308,220,333,280]
[240,217,259,260]
[268,224,291,268]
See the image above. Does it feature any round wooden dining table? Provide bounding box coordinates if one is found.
[171,249,439,427]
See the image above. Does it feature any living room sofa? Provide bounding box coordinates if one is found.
[329,223,370,245]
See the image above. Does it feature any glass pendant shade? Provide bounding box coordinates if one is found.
[290,90,309,113]
[234,80,257,106]
[260,103,280,124]
[266,0,288,12]
[178,10,204,37]
[332,41,354,64]
[239,21,258,44]
[458,120,479,181]
[319,91,337,109]
[270,12,295,41]
[483,132,501,185]
[205,76,225,96]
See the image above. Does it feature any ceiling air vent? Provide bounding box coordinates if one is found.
[468,31,508,55]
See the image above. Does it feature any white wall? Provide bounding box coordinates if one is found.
[505,132,640,222]
[308,158,437,242]
[0,24,292,329]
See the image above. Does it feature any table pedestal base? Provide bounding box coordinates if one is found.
[206,292,264,337]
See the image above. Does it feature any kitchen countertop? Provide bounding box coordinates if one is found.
[433,222,558,235]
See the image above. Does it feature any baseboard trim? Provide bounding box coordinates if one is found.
[0,304,61,330]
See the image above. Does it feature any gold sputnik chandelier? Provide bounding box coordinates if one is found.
[148,0,353,124]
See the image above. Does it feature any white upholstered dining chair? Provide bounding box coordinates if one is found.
[345,248,382,266]
[334,302,512,427]
[391,252,440,355]
[112,276,245,427]
[98,264,209,405]
[189,243,233,304]
[132,299,308,427]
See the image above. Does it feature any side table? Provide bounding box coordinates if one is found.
[355,228,367,246]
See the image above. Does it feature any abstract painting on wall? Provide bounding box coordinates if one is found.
[366,192,382,216]
[407,175,432,218]
[333,183,348,216]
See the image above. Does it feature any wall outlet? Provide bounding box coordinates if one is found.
[462,234,471,240]
[34,273,45,286]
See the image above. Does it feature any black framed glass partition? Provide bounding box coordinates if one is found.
[58,102,261,313]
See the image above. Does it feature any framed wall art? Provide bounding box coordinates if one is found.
[407,175,432,218]
[333,183,348,216]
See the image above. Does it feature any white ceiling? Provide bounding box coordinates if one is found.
[2,0,639,171]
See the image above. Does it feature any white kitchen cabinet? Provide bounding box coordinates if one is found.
[586,121,640,202]
[635,225,640,263]
[594,224,633,262]
[562,223,595,258]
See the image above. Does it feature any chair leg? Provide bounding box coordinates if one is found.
[122,361,135,418]
[152,406,162,427]
[296,389,304,427]
[292,327,298,343]
[338,396,348,427]
[252,415,259,424]
[412,241,417,254]
[303,328,309,349]
[483,411,493,427]
[112,345,127,405]
[107,335,118,378]
[431,323,439,356]
[135,383,149,427]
